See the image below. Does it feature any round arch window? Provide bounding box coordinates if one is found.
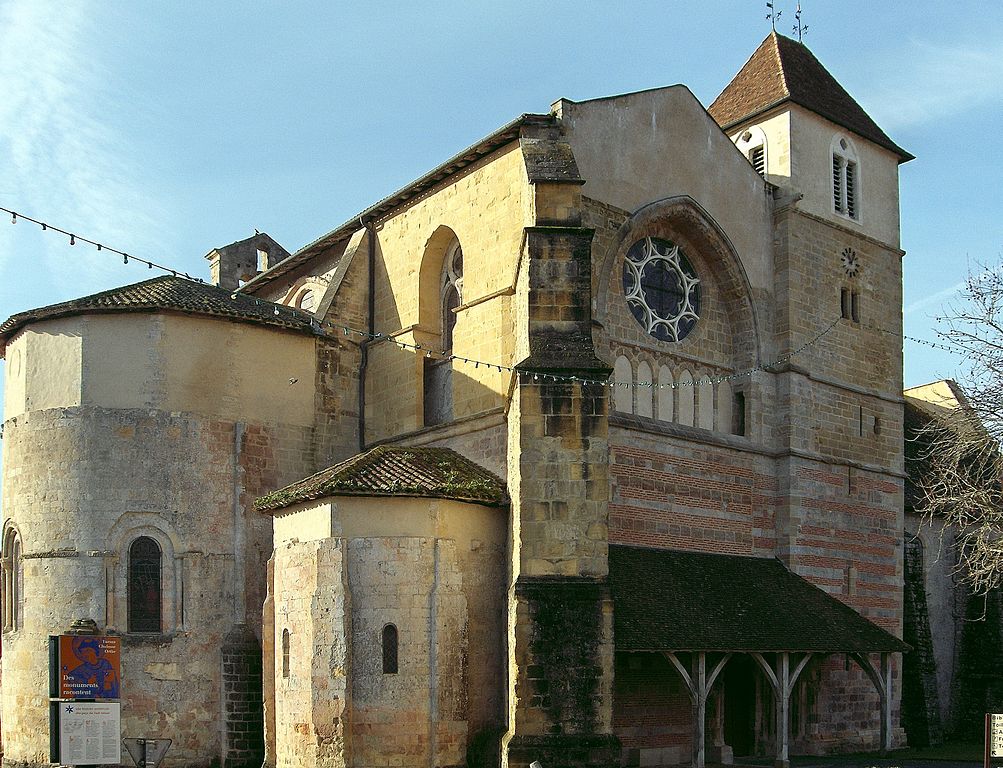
[622,237,701,342]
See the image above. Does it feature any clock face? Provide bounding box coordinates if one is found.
[841,247,860,278]
[622,237,701,342]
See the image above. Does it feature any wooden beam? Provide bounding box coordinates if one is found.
[663,651,696,699]
[848,652,893,755]
[750,652,813,768]
[661,652,735,768]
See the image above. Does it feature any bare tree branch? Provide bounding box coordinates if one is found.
[911,258,1003,593]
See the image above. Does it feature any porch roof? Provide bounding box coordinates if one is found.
[609,544,909,654]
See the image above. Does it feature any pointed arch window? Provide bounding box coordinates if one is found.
[128,537,162,633]
[423,237,463,427]
[3,529,23,632]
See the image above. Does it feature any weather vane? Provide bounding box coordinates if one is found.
[766,2,782,31]
[793,2,809,41]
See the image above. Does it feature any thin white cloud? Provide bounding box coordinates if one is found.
[859,37,1003,131]
[0,0,160,296]
[904,280,966,317]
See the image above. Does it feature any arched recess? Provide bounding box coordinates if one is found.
[697,377,714,430]
[636,362,653,418]
[418,225,464,427]
[657,366,674,422]
[677,370,694,426]
[594,195,762,374]
[613,356,633,414]
[2,522,24,632]
[717,380,734,434]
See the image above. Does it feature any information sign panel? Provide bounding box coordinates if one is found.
[56,635,121,699]
[991,714,1003,759]
[57,701,121,765]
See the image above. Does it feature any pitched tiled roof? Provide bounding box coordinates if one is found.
[708,33,912,162]
[609,544,909,653]
[256,446,508,511]
[0,276,317,353]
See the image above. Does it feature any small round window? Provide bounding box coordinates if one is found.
[623,237,701,342]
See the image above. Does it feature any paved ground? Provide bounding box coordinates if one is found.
[726,755,981,768]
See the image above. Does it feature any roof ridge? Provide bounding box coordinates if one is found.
[770,31,791,99]
[256,445,508,511]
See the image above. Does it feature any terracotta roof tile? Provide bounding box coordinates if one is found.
[708,33,912,162]
[0,276,317,353]
[610,544,909,652]
[256,446,508,511]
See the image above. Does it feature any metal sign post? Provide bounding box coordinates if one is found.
[122,738,172,768]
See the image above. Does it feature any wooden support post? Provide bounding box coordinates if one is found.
[693,652,706,768]
[776,652,790,768]
[751,652,812,768]
[880,652,892,755]
[849,651,894,755]
[664,652,731,768]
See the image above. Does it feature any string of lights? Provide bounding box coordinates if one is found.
[5,204,962,387]
[863,322,960,355]
[267,303,843,390]
[2,205,202,281]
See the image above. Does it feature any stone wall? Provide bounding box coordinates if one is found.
[0,314,341,768]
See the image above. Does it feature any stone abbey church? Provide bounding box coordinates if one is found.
[0,32,922,768]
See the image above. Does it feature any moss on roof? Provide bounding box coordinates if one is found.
[256,445,508,511]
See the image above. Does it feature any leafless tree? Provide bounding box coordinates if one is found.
[912,262,1003,593]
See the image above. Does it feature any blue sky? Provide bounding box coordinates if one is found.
[0,0,1000,406]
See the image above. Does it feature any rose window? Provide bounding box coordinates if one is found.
[623,237,701,342]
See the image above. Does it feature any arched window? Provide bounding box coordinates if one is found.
[282,629,291,679]
[295,288,316,312]
[423,237,463,427]
[382,623,399,674]
[3,528,23,632]
[128,537,162,633]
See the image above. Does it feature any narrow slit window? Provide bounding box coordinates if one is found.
[282,629,291,679]
[841,288,851,320]
[382,623,398,674]
[128,537,162,633]
[851,290,860,323]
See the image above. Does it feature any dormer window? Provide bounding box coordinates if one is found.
[831,136,860,220]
